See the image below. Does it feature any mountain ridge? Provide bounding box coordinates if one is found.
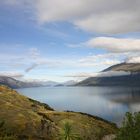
[103,63,140,72]
[76,63,140,86]
[0,76,43,88]
[0,76,77,88]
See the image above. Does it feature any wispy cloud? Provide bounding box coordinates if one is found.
[25,63,38,72]
[29,48,40,59]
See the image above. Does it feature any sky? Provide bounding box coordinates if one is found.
[0,0,140,82]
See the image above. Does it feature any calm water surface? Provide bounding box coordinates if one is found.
[17,86,140,125]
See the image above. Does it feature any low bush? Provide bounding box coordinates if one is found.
[116,112,140,140]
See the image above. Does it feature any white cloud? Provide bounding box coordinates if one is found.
[126,56,140,63]
[34,0,140,34]
[0,71,24,78]
[85,37,140,53]
[65,71,130,78]
[78,55,121,68]
[74,10,140,34]
[3,0,140,34]
[65,72,96,78]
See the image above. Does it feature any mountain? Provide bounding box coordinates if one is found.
[55,80,77,86]
[40,81,59,86]
[0,76,43,88]
[0,76,28,88]
[62,80,77,86]
[0,76,60,88]
[76,63,140,86]
[24,80,59,87]
[103,63,140,72]
[0,76,77,88]
[0,85,117,140]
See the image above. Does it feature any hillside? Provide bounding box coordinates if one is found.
[0,76,44,88]
[0,76,76,88]
[77,63,140,86]
[76,74,140,86]
[0,85,117,140]
[0,76,28,88]
[103,63,140,72]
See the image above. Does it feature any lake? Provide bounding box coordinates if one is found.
[17,86,140,125]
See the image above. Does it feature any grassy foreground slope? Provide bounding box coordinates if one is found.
[0,85,117,140]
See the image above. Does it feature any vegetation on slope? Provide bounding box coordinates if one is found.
[59,122,82,140]
[0,85,117,140]
[116,112,140,140]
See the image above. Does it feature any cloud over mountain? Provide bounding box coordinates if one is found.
[0,72,24,78]
[65,71,130,78]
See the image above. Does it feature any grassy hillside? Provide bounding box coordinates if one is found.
[0,85,117,140]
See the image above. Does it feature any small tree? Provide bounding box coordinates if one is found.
[59,122,82,140]
[116,112,140,140]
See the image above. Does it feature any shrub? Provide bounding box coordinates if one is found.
[116,112,140,140]
[59,122,82,140]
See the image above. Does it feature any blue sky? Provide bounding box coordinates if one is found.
[0,0,140,82]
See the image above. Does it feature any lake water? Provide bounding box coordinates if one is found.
[17,86,140,125]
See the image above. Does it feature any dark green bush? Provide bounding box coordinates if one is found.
[116,112,140,140]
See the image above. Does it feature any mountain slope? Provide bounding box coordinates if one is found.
[0,85,117,140]
[103,63,140,72]
[63,80,77,86]
[0,76,76,88]
[0,76,43,88]
[76,74,140,86]
[0,76,27,88]
[77,63,140,86]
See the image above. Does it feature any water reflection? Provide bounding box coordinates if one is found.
[17,86,140,125]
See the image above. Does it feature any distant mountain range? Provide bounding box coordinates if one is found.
[62,80,77,86]
[0,76,76,88]
[0,76,43,88]
[76,63,140,86]
[1,63,140,88]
